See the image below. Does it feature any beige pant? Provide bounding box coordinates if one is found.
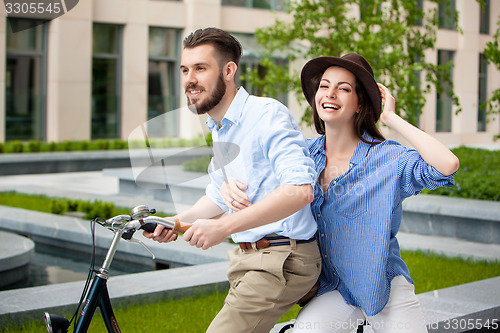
[206,240,321,333]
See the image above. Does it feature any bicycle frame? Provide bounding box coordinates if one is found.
[74,230,124,333]
[44,206,190,333]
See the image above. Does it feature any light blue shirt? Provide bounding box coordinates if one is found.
[307,133,455,316]
[205,87,318,243]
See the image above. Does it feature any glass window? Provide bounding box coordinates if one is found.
[436,50,454,132]
[438,0,456,30]
[148,28,180,138]
[234,33,288,105]
[5,18,47,141]
[415,0,424,27]
[222,0,287,11]
[91,24,122,139]
[479,0,490,35]
[478,53,488,132]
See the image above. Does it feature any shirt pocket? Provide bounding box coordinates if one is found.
[331,181,368,218]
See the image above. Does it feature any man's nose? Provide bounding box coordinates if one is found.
[184,70,197,86]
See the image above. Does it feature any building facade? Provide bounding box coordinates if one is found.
[0,0,499,148]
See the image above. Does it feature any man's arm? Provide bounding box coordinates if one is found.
[183,183,314,249]
[143,195,225,243]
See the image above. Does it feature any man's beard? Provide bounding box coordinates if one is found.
[186,73,226,115]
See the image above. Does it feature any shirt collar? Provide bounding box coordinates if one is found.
[350,132,378,165]
[309,135,326,157]
[309,132,378,165]
[206,87,248,131]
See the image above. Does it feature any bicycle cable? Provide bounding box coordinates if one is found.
[68,217,101,327]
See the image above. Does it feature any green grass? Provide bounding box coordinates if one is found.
[0,135,209,154]
[0,192,172,218]
[422,146,500,201]
[0,192,54,213]
[3,250,499,332]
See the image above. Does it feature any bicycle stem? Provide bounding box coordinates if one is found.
[99,229,125,278]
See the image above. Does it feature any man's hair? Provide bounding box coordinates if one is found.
[183,27,242,66]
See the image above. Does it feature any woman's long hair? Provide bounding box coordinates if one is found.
[310,73,385,144]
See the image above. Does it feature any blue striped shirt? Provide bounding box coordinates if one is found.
[307,133,455,316]
[205,87,318,243]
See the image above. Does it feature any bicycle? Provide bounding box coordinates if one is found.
[44,205,190,333]
[276,321,367,333]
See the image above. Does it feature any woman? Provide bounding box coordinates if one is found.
[223,53,459,332]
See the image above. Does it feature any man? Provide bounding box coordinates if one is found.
[144,27,320,333]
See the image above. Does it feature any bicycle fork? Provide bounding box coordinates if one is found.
[45,229,124,333]
[75,230,123,332]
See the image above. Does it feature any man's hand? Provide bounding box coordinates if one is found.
[183,219,229,250]
[143,224,178,243]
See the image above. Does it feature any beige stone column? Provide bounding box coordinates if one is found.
[119,0,148,140]
[46,1,92,142]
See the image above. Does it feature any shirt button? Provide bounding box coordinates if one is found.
[324,254,328,259]
[321,233,325,237]
[333,181,336,185]
[317,213,321,217]
[349,163,353,167]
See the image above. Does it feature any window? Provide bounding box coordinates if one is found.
[415,0,424,27]
[436,50,454,132]
[478,53,488,132]
[438,0,456,30]
[410,55,422,126]
[479,0,490,34]
[148,27,180,138]
[222,0,287,11]
[233,33,288,105]
[5,18,47,141]
[92,24,122,139]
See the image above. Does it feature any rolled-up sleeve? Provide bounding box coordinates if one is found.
[258,104,317,186]
[398,148,456,196]
[205,158,228,210]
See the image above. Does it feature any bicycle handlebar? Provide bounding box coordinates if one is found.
[136,216,191,234]
[98,205,191,237]
[94,205,191,259]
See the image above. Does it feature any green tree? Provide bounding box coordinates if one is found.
[244,0,461,126]
[481,14,500,139]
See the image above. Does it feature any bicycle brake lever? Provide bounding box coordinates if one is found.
[128,237,156,260]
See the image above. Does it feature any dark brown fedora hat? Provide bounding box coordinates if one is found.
[301,53,381,117]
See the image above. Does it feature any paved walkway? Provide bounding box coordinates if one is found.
[1,170,500,262]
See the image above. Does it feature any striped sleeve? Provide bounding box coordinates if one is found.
[398,148,456,196]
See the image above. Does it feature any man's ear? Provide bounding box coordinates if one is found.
[224,61,238,81]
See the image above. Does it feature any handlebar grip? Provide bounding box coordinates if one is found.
[172,221,191,234]
[139,223,157,233]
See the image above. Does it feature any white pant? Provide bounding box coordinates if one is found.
[293,276,428,333]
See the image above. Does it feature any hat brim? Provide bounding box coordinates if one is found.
[300,56,381,117]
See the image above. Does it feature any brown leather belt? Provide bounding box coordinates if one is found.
[239,235,315,250]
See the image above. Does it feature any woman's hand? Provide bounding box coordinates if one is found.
[221,180,252,211]
[376,84,459,175]
[378,83,398,127]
